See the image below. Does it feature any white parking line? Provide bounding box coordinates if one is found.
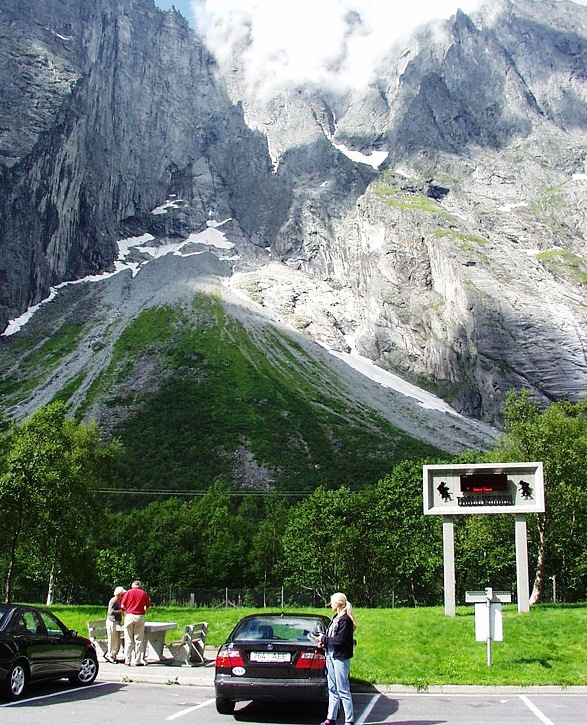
[166,698,215,720]
[0,681,112,706]
[356,694,380,725]
[519,695,556,725]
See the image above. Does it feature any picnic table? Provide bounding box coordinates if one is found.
[144,621,177,662]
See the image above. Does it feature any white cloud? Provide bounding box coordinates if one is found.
[192,0,484,95]
[190,0,587,96]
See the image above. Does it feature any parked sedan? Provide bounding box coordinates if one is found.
[215,612,330,715]
[0,604,99,701]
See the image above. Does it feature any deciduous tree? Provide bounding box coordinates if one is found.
[492,391,587,604]
[0,402,118,603]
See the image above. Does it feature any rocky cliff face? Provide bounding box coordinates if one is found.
[222,0,587,422]
[0,0,586,425]
[0,0,285,323]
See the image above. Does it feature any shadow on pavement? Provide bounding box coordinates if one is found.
[1,681,126,708]
[233,700,327,723]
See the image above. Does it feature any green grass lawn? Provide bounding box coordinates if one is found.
[49,603,587,688]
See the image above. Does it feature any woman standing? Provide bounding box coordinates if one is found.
[105,586,125,663]
[319,592,356,725]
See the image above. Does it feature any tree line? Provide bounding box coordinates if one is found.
[1,391,587,606]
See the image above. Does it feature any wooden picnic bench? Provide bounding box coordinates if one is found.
[87,619,116,658]
[166,622,209,666]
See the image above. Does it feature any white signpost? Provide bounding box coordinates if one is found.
[466,588,511,665]
[423,462,545,616]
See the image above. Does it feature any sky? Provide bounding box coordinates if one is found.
[155,0,195,22]
[154,0,587,95]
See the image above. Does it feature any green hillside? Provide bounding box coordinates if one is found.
[86,294,444,496]
[0,288,449,501]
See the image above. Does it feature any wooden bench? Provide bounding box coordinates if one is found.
[87,619,110,658]
[166,622,208,666]
[88,619,125,659]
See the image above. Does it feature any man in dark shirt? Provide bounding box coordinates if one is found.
[121,580,151,666]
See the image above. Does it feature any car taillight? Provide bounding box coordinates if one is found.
[295,650,326,671]
[216,646,245,668]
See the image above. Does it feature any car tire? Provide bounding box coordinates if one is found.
[215,696,235,714]
[4,661,28,701]
[69,650,99,686]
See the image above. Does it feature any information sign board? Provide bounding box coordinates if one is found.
[475,602,503,642]
[423,462,544,516]
[465,591,512,604]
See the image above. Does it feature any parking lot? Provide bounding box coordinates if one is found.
[2,673,587,725]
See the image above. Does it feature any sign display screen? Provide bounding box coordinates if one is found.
[460,473,508,493]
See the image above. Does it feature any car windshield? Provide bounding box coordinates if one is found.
[232,616,326,643]
[0,605,12,630]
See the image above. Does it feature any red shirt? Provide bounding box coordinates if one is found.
[121,587,150,615]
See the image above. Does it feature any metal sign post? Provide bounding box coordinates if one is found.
[466,588,511,665]
[442,515,455,616]
[515,514,530,613]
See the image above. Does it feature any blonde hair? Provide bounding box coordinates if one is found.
[330,591,357,631]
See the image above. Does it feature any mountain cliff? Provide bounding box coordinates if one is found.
[0,0,284,322]
[0,0,586,436]
[219,0,587,422]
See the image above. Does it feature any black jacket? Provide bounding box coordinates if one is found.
[322,612,354,660]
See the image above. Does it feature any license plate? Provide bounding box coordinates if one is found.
[250,651,291,663]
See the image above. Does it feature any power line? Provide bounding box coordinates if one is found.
[95,490,354,496]
[95,488,362,497]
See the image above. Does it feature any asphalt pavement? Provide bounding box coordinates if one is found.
[96,651,587,697]
[96,651,217,686]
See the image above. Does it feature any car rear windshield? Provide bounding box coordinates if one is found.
[232,616,327,643]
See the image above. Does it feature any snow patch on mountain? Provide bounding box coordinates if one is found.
[333,142,389,169]
[2,219,237,335]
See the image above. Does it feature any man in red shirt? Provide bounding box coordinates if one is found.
[121,580,151,666]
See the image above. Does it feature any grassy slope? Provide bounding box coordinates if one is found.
[89,294,445,494]
[52,603,587,687]
[0,287,448,496]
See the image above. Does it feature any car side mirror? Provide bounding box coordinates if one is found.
[69,629,78,637]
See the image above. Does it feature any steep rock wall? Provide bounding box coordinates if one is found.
[1,0,586,425]
[228,0,587,422]
[0,0,287,327]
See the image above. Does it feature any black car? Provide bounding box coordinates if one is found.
[214,612,331,715]
[0,604,99,701]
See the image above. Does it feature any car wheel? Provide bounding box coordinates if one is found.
[215,696,235,714]
[69,651,99,686]
[4,661,28,700]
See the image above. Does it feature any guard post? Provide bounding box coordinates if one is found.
[423,462,544,615]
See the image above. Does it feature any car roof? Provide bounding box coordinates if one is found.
[234,612,330,622]
[0,604,68,624]
[0,604,47,616]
